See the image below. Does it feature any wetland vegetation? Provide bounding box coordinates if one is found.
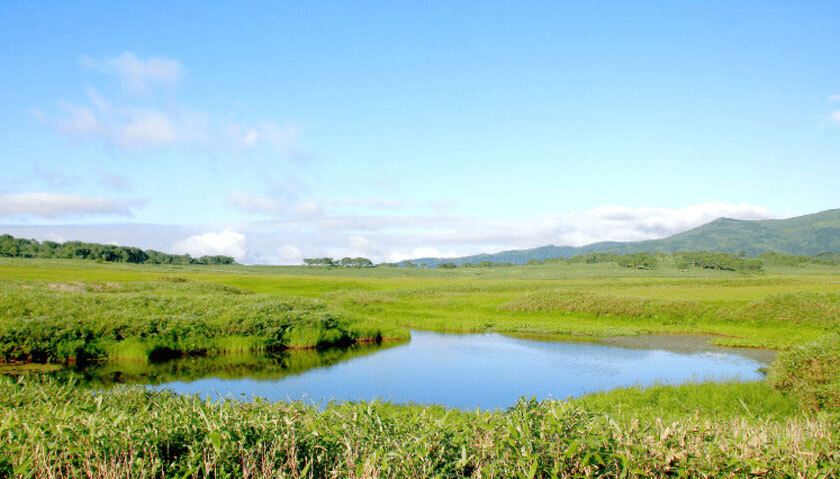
[1,256,839,477]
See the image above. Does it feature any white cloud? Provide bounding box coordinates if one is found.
[53,93,301,153]
[388,247,458,263]
[348,235,373,249]
[338,198,406,209]
[47,56,307,156]
[2,201,781,264]
[829,110,840,123]
[53,89,182,149]
[119,109,177,147]
[57,103,101,136]
[227,190,285,215]
[828,94,840,103]
[99,172,132,191]
[173,230,247,260]
[83,51,182,95]
[276,245,303,263]
[561,201,775,242]
[227,191,323,218]
[243,129,259,147]
[0,193,143,218]
[229,122,309,160]
[293,200,322,218]
[257,122,298,151]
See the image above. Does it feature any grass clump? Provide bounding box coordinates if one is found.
[740,292,840,328]
[0,279,408,363]
[570,381,800,421]
[769,333,840,412]
[498,290,712,323]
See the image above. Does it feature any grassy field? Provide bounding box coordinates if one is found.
[1,257,839,477]
[3,257,838,356]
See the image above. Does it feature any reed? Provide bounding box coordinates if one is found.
[0,279,407,363]
[1,376,837,478]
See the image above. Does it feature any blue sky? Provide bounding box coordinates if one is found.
[1,1,839,263]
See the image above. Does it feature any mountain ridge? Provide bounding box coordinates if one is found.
[403,208,840,267]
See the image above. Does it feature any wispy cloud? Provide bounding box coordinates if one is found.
[227,190,323,218]
[0,192,145,218]
[81,51,183,95]
[227,190,285,215]
[228,188,457,218]
[824,94,840,123]
[31,167,80,189]
[56,102,102,136]
[47,52,309,157]
[99,172,132,191]
[173,230,247,260]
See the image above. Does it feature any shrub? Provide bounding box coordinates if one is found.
[769,333,840,412]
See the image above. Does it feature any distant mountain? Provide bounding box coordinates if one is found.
[405,208,840,267]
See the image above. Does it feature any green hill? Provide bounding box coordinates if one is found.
[407,208,840,267]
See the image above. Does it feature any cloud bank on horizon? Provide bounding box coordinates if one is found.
[1,201,776,264]
[2,3,839,264]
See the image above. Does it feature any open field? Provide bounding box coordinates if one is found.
[3,257,838,357]
[2,258,840,477]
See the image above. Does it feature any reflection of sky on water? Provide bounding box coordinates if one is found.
[141,330,767,410]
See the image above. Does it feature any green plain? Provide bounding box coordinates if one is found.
[1,257,839,477]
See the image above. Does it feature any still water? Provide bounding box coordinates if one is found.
[74,330,768,410]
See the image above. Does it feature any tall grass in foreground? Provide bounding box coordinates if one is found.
[0,376,837,479]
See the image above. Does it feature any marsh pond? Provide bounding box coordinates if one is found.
[66,330,772,410]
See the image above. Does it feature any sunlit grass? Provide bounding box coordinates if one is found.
[2,258,838,356]
[1,375,836,478]
[2,258,840,476]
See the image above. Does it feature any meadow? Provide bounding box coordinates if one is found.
[5,256,837,357]
[1,257,839,477]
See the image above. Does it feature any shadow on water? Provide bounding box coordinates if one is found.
[68,339,409,387]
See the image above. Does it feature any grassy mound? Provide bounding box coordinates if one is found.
[769,333,840,412]
[0,280,407,363]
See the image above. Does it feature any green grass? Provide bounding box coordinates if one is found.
[0,277,407,362]
[1,375,838,478]
[1,257,839,361]
[769,332,840,412]
[570,381,800,421]
[1,257,840,477]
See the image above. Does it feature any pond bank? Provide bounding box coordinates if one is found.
[600,333,777,364]
[55,329,771,410]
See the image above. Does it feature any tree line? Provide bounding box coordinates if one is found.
[399,251,838,272]
[303,257,374,268]
[0,235,236,265]
[673,252,762,271]
[542,251,764,271]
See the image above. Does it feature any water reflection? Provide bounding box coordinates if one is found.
[70,330,769,410]
[72,339,407,387]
